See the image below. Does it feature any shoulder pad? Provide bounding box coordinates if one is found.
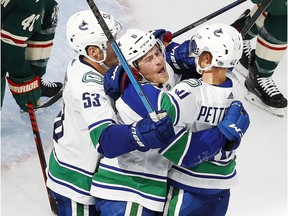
[82,71,103,84]
[181,79,202,87]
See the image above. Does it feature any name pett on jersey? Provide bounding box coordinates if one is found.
[159,71,244,191]
[46,56,117,205]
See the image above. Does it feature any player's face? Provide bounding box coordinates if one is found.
[104,42,119,67]
[137,46,168,85]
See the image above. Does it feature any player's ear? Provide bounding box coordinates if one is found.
[87,46,102,61]
[204,52,213,65]
[199,51,212,67]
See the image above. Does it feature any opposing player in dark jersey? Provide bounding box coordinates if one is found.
[1,0,63,112]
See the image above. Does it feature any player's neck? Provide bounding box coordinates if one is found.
[202,68,227,85]
[83,56,107,75]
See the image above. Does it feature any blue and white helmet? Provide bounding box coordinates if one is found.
[189,23,243,73]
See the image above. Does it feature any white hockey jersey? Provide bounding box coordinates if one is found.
[159,72,245,191]
[46,56,117,205]
[90,63,181,211]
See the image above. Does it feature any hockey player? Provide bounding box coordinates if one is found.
[91,27,249,215]
[159,23,249,216]
[1,0,63,112]
[103,25,249,215]
[231,0,287,116]
[46,11,175,215]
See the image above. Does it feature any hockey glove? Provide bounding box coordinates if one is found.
[128,111,175,152]
[152,29,173,44]
[104,65,140,100]
[6,75,41,112]
[217,101,250,150]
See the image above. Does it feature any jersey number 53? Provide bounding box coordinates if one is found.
[82,92,101,108]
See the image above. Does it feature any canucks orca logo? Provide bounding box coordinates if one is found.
[182,79,202,87]
[79,20,88,30]
[214,28,223,37]
[82,71,103,84]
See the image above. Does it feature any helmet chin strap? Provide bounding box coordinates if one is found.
[137,72,160,86]
[85,49,108,67]
[195,56,213,74]
[99,62,110,70]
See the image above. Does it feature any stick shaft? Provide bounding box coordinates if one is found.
[34,89,63,110]
[172,0,247,38]
[86,0,156,117]
[27,103,58,214]
[240,0,273,37]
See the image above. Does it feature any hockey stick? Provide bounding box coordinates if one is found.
[34,88,63,110]
[240,0,274,37]
[27,103,58,215]
[85,0,157,119]
[172,0,247,38]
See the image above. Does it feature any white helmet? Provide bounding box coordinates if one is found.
[117,29,163,68]
[189,23,243,73]
[66,10,121,63]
